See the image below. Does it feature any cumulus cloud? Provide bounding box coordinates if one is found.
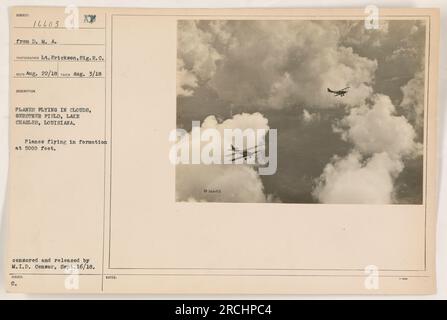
[213,21,376,108]
[175,112,275,202]
[400,70,425,134]
[202,111,269,133]
[314,94,420,204]
[176,164,268,202]
[177,21,224,96]
[178,20,377,108]
[335,94,419,157]
[313,151,403,204]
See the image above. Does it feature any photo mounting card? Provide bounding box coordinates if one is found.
[6,7,440,294]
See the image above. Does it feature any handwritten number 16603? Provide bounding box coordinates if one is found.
[33,20,60,28]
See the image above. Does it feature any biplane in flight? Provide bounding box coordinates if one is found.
[327,86,350,97]
[228,144,264,163]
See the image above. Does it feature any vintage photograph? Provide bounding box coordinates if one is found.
[176,19,426,204]
[5,6,440,296]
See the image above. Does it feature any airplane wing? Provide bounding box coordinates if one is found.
[230,155,248,162]
[244,144,265,151]
[230,150,243,155]
[226,145,264,159]
[247,150,260,156]
[228,152,261,162]
[225,152,243,159]
[230,145,244,154]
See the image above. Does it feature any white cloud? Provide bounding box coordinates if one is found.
[313,151,403,204]
[178,21,377,108]
[177,58,198,97]
[175,112,275,202]
[212,21,377,109]
[302,109,319,124]
[203,112,269,132]
[176,164,268,203]
[177,21,223,96]
[336,94,418,157]
[400,70,425,132]
[314,94,420,204]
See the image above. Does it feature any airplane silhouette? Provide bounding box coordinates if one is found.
[327,86,350,97]
[228,144,263,162]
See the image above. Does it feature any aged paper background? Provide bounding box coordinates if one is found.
[2,5,442,295]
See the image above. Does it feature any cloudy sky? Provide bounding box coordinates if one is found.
[176,19,426,204]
